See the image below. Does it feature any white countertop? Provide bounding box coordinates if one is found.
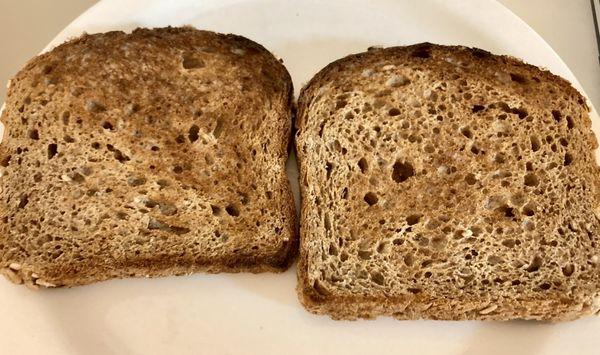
[0,0,598,107]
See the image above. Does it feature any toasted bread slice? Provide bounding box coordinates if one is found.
[0,27,296,288]
[296,43,600,320]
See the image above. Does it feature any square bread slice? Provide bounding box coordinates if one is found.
[296,43,600,320]
[0,27,296,288]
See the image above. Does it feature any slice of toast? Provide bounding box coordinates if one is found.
[0,27,296,288]
[296,43,600,320]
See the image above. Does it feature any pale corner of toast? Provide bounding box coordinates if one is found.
[0,27,297,289]
[296,43,600,321]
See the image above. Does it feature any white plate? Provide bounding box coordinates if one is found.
[2,1,599,354]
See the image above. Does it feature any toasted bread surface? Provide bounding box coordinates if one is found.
[0,27,296,288]
[296,43,600,320]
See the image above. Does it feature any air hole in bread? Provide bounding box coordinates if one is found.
[388,108,401,116]
[113,149,130,163]
[470,145,480,155]
[539,282,551,290]
[472,105,485,113]
[17,194,29,209]
[392,160,414,183]
[358,157,368,173]
[175,134,185,144]
[358,249,372,260]
[562,264,575,277]
[0,155,11,167]
[412,48,430,58]
[522,203,536,216]
[173,165,183,174]
[510,73,527,84]
[64,135,75,143]
[335,99,347,109]
[525,162,533,171]
[323,214,331,231]
[225,205,240,217]
[41,64,54,75]
[376,241,390,254]
[210,205,222,216]
[340,187,348,199]
[364,192,378,206]
[328,244,338,256]
[406,214,421,226]
[551,110,562,122]
[513,107,528,119]
[559,138,568,147]
[143,199,158,209]
[564,153,573,166]
[91,142,100,149]
[101,121,114,130]
[460,126,472,139]
[28,129,39,140]
[464,173,477,185]
[496,204,515,218]
[524,173,539,187]
[178,120,196,141]
[47,144,58,159]
[371,271,385,285]
[530,136,541,152]
[325,162,333,179]
[155,179,169,189]
[182,53,205,69]
[526,255,542,272]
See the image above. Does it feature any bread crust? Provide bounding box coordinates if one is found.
[296,43,600,321]
[0,27,297,288]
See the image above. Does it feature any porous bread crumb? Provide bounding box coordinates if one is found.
[296,43,600,321]
[0,27,297,288]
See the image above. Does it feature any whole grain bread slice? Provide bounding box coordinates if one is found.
[0,27,296,288]
[296,43,600,320]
